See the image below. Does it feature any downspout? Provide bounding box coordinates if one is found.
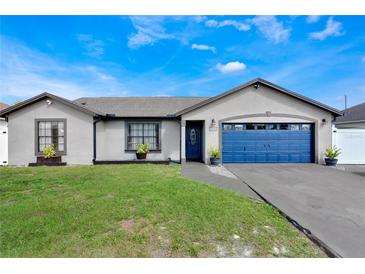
[179,118,182,164]
[93,116,102,164]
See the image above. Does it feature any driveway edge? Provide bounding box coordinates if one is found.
[227,168,342,258]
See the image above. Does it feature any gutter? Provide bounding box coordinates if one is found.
[334,119,365,124]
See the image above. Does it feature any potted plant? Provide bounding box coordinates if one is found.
[36,144,62,164]
[136,144,149,160]
[209,146,221,165]
[324,145,341,166]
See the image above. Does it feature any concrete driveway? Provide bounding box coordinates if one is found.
[225,164,365,258]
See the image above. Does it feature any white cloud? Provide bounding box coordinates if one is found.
[248,16,290,44]
[205,19,250,32]
[194,16,207,23]
[216,61,246,73]
[309,17,344,40]
[127,16,201,49]
[306,16,321,24]
[77,34,105,57]
[0,36,128,102]
[191,43,216,53]
[128,16,175,48]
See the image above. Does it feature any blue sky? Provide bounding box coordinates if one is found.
[0,15,364,109]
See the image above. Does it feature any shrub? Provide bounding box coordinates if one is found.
[43,144,56,158]
[136,144,149,154]
[325,145,341,159]
[209,146,220,158]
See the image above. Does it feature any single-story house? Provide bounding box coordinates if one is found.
[0,78,343,166]
[333,102,365,164]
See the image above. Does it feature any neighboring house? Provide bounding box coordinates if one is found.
[0,78,342,166]
[0,102,10,165]
[333,102,365,164]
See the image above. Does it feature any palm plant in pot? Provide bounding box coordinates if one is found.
[209,146,221,166]
[136,144,149,160]
[324,145,341,166]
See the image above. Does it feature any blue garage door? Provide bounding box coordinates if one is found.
[222,123,314,163]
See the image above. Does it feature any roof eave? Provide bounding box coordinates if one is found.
[175,78,342,116]
[0,92,104,117]
[334,119,365,124]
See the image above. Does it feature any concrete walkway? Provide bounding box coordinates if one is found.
[181,162,261,201]
[225,164,365,258]
[335,165,365,177]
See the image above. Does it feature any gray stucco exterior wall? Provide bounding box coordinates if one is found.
[7,98,94,165]
[95,119,180,161]
[181,84,334,164]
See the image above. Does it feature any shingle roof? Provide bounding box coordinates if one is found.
[0,92,102,117]
[73,97,209,117]
[335,102,365,123]
[175,78,342,116]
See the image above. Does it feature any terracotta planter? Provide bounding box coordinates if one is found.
[136,153,147,160]
[37,156,62,164]
[325,158,338,166]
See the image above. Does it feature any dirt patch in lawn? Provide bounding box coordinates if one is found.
[119,219,136,233]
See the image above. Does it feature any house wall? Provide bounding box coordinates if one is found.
[181,84,334,164]
[335,122,365,129]
[7,99,94,165]
[0,119,8,166]
[96,119,180,161]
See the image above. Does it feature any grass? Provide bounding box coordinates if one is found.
[0,164,324,257]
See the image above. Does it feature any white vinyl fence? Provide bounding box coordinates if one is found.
[333,127,365,164]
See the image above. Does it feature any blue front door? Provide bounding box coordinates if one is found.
[222,123,314,163]
[186,123,202,161]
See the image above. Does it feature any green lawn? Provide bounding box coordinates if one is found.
[0,164,324,257]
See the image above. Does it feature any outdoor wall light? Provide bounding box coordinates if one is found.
[46,99,52,106]
[254,83,260,89]
[321,118,327,125]
[211,118,217,127]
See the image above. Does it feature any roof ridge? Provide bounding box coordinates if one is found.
[75,96,210,99]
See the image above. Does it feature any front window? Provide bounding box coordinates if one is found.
[127,122,160,150]
[37,120,65,153]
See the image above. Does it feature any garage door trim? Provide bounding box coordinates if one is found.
[221,122,315,163]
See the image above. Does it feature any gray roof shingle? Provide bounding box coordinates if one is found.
[73,96,209,117]
[335,102,365,123]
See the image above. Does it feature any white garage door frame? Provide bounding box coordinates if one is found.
[332,126,365,164]
[0,119,8,166]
